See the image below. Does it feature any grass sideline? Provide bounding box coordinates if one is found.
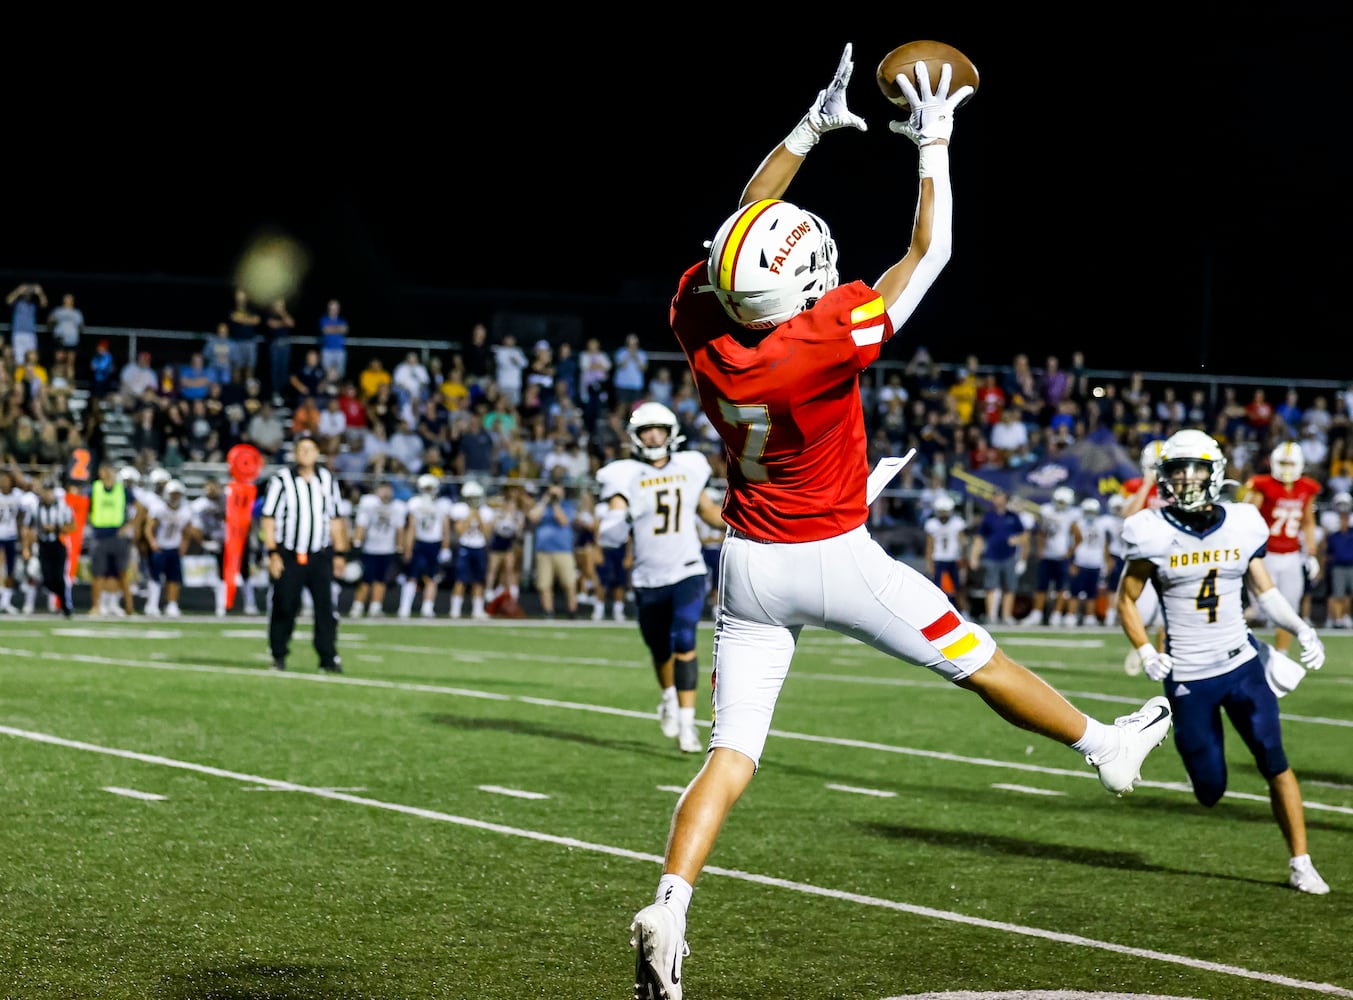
[1,617,1350,1000]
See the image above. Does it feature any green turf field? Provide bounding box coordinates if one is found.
[1,616,1349,1000]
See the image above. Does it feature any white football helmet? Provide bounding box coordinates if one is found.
[1080,497,1101,516]
[1052,486,1075,507]
[417,473,440,496]
[1140,439,1166,477]
[118,466,141,487]
[461,480,485,501]
[706,198,838,330]
[1157,429,1227,512]
[933,493,956,514]
[628,402,685,462]
[1270,441,1305,485]
[164,480,185,502]
[148,468,172,491]
[1333,491,1352,511]
[1107,494,1126,514]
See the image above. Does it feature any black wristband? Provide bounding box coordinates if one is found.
[268,548,280,557]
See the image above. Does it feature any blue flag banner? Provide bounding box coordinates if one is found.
[949,428,1139,512]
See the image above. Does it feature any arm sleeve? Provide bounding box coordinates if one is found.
[597,504,631,549]
[884,144,953,334]
[1256,586,1308,633]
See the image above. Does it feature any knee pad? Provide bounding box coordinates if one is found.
[674,653,698,693]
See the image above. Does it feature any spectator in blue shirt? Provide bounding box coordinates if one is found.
[527,469,580,619]
[90,339,117,399]
[969,489,1031,627]
[319,299,349,380]
[178,353,216,401]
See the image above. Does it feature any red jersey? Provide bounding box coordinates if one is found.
[670,262,893,543]
[1121,477,1165,511]
[1245,474,1320,554]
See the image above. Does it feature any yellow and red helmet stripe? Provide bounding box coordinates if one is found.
[713,199,781,291]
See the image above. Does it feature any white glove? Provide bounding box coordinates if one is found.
[1137,643,1173,682]
[438,547,453,565]
[784,43,868,155]
[1304,555,1321,582]
[1014,559,1027,577]
[887,60,975,147]
[1296,625,1326,670]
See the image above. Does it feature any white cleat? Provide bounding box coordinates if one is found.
[1289,855,1331,895]
[677,726,703,754]
[657,699,679,740]
[631,903,689,1000]
[421,605,436,618]
[1087,695,1173,796]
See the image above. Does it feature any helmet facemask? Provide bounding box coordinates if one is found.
[627,402,685,462]
[1271,443,1304,485]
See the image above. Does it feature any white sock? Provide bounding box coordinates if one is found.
[450,595,464,618]
[146,580,162,611]
[214,581,227,614]
[661,685,677,707]
[655,873,693,920]
[509,584,519,600]
[399,581,417,614]
[1071,716,1116,759]
[0,587,11,608]
[21,583,36,610]
[472,595,485,616]
[678,706,695,729]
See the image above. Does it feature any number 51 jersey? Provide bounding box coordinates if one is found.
[1121,501,1268,681]
[595,450,711,589]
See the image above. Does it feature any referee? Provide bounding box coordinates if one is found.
[260,433,350,673]
[26,477,74,617]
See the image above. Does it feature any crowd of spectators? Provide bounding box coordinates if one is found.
[3,285,1351,521]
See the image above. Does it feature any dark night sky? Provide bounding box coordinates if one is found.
[8,11,1351,381]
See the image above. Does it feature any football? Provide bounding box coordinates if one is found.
[876,41,980,111]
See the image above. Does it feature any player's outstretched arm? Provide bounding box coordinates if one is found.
[874,61,974,333]
[739,43,868,208]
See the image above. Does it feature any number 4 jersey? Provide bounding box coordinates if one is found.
[1121,501,1268,681]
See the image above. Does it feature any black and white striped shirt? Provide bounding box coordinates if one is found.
[33,496,73,542]
[261,465,342,554]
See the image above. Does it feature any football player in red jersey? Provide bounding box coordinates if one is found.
[629,44,1174,1000]
[1243,442,1322,656]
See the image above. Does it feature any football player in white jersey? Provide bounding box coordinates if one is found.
[923,493,967,614]
[351,480,406,617]
[1118,429,1330,894]
[0,468,33,613]
[1067,496,1113,626]
[1030,486,1079,625]
[400,473,453,618]
[596,402,724,752]
[448,480,493,619]
[187,478,233,616]
[142,481,200,616]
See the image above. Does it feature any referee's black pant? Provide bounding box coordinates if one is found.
[269,548,340,671]
[37,539,70,615]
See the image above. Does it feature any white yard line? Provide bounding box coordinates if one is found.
[3,646,1352,815]
[1,722,1348,999]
